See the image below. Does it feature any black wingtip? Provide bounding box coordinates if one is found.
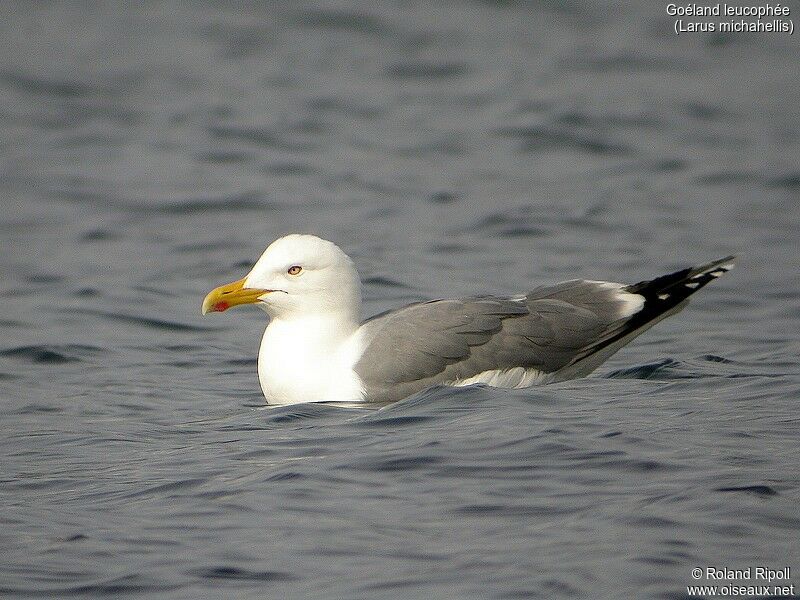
[626,255,735,297]
[692,255,736,277]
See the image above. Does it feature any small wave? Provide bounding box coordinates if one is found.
[385,384,499,413]
[293,9,389,34]
[356,414,435,427]
[695,171,761,186]
[121,478,206,501]
[191,566,297,581]
[258,402,348,425]
[17,403,63,414]
[498,125,629,155]
[699,354,733,364]
[652,158,689,172]
[427,191,461,204]
[604,358,692,380]
[264,471,304,482]
[386,62,468,79]
[225,358,257,366]
[450,502,577,517]
[500,225,548,238]
[634,555,680,566]
[715,485,777,497]
[768,174,800,190]
[157,191,269,214]
[164,344,199,352]
[362,275,412,289]
[350,455,442,473]
[625,515,679,528]
[2,574,181,596]
[306,96,384,119]
[263,162,314,176]
[25,273,64,284]
[194,150,252,164]
[0,69,94,98]
[564,52,681,73]
[394,136,467,157]
[427,242,477,254]
[68,309,212,332]
[685,102,729,121]
[606,356,773,380]
[462,208,536,232]
[80,228,121,242]
[554,110,661,129]
[172,239,246,253]
[60,132,129,149]
[459,208,553,238]
[0,344,103,364]
[208,124,317,151]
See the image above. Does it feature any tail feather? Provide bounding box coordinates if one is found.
[558,256,735,375]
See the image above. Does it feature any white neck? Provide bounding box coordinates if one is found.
[257,311,365,405]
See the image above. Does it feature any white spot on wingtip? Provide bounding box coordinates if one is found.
[616,291,645,318]
[685,281,700,289]
[585,280,623,290]
[658,293,670,300]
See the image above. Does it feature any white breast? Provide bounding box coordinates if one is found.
[257,317,365,405]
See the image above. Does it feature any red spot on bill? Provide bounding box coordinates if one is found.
[213,301,230,312]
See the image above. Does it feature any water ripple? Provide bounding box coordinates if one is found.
[67,309,213,332]
[0,344,103,364]
[191,566,297,582]
[715,485,778,497]
[498,125,630,155]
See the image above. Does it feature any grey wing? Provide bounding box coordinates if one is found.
[353,256,735,403]
[353,281,639,403]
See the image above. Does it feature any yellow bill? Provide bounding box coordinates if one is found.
[202,277,271,314]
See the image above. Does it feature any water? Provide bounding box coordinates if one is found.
[1,2,799,598]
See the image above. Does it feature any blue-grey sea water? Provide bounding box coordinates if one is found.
[1,2,798,598]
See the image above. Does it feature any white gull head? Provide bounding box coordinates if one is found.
[202,234,366,405]
[244,234,361,322]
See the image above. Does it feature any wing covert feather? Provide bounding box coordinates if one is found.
[353,281,634,402]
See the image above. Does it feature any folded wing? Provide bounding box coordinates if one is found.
[354,257,734,403]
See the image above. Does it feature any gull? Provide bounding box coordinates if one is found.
[202,234,734,405]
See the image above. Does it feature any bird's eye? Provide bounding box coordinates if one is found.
[287,265,302,276]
